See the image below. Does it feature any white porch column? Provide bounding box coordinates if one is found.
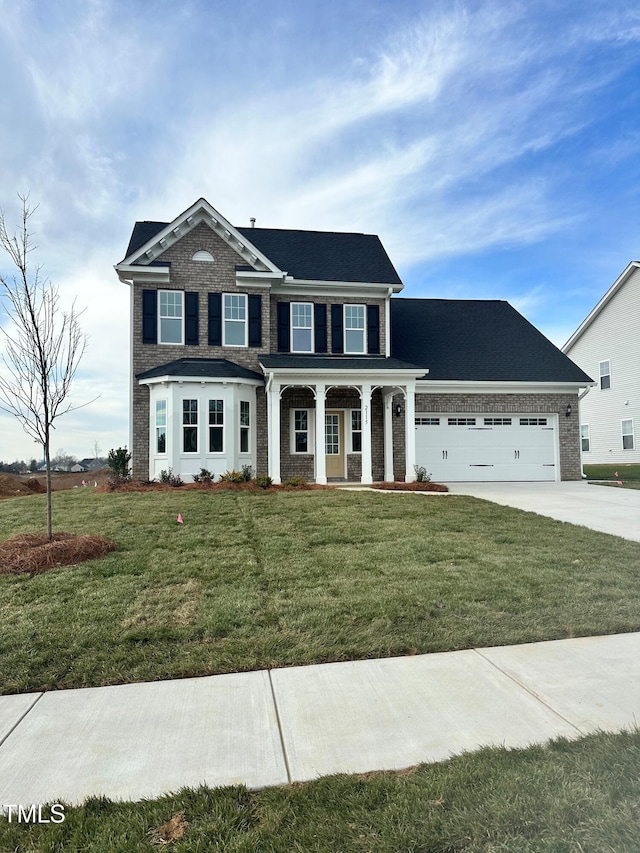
[360,383,373,484]
[315,383,327,484]
[404,382,416,482]
[383,391,395,482]
[267,381,281,484]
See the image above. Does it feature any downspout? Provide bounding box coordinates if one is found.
[578,385,591,479]
[385,288,392,357]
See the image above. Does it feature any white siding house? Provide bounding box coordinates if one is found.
[563,261,640,464]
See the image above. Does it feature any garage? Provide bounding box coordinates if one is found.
[415,414,558,482]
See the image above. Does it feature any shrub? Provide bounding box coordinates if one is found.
[254,474,273,489]
[192,468,214,484]
[284,476,307,487]
[241,464,254,482]
[219,470,245,483]
[107,447,131,481]
[159,468,184,487]
[414,465,431,483]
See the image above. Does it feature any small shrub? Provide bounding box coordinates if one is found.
[107,473,129,491]
[241,464,254,482]
[192,468,214,484]
[219,470,245,484]
[414,465,431,483]
[107,447,131,481]
[284,476,307,487]
[159,468,184,487]
[254,474,273,489]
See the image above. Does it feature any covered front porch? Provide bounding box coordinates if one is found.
[259,356,426,485]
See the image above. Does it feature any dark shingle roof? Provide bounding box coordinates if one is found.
[259,355,423,372]
[136,358,263,382]
[236,227,402,284]
[123,220,402,285]
[391,299,593,383]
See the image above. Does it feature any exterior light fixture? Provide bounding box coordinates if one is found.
[565,403,572,417]
[394,404,402,417]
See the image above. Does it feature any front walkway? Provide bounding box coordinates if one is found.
[445,480,640,542]
[1,632,640,806]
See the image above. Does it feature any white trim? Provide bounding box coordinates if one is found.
[343,304,367,354]
[223,292,248,347]
[598,358,611,390]
[272,280,402,297]
[621,418,635,450]
[290,408,314,454]
[158,289,184,345]
[139,374,261,388]
[290,302,315,354]
[580,422,590,453]
[416,380,591,393]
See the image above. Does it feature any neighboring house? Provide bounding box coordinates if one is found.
[71,463,88,473]
[563,261,640,464]
[115,198,591,484]
[79,458,108,472]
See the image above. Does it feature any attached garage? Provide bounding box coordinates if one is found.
[415,413,558,482]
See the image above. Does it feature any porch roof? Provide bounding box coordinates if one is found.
[136,358,263,382]
[259,354,425,373]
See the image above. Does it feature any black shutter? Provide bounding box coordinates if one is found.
[248,295,262,347]
[331,304,344,354]
[367,305,380,355]
[277,301,290,352]
[208,293,222,346]
[142,290,157,344]
[185,292,199,346]
[314,303,327,353]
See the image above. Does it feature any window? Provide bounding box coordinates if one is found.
[581,424,590,452]
[622,419,634,450]
[599,360,611,390]
[223,294,247,346]
[240,401,250,453]
[208,400,224,453]
[293,410,310,453]
[182,399,198,452]
[159,290,184,344]
[344,304,366,353]
[351,410,362,453]
[155,400,167,454]
[448,417,476,426]
[415,417,440,426]
[484,418,512,426]
[291,303,313,353]
[519,418,548,426]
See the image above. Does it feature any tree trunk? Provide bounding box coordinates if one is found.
[45,434,53,543]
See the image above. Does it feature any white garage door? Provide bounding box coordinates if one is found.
[415,414,557,482]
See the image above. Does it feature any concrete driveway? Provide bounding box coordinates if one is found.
[446,480,640,542]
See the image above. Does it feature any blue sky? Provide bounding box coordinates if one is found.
[1,0,639,462]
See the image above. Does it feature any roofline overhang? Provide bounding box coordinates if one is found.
[115,263,171,284]
[562,260,640,352]
[259,363,427,382]
[272,278,403,297]
[118,198,283,276]
[416,379,596,394]
[138,374,264,387]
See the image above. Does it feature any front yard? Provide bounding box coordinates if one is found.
[1,488,639,695]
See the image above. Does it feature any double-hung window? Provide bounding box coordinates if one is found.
[223,294,247,346]
[351,410,362,453]
[291,303,313,353]
[155,400,167,454]
[159,290,184,344]
[292,410,310,453]
[240,401,250,453]
[599,360,611,390]
[182,399,198,453]
[580,424,590,452]
[208,400,224,453]
[622,419,634,450]
[344,304,366,353]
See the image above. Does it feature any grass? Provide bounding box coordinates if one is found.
[584,463,640,480]
[1,488,640,695]
[2,729,640,851]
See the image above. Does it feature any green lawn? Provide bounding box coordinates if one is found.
[2,730,640,852]
[583,463,640,480]
[1,488,640,695]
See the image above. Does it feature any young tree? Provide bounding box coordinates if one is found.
[0,195,89,541]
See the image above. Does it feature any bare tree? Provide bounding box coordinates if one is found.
[0,195,89,541]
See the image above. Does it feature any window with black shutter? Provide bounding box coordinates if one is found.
[208,293,222,346]
[248,295,262,347]
[142,290,157,344]
[367,304,380,355]
[277,301,290,352]
[331,304,344,353]
[314,303,327,353]
[185,292,199,346]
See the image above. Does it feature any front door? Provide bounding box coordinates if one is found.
[325,411,345,478]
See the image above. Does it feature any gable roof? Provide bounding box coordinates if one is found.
[121,201,402,286]
[562,260,640,352]
[391,299,593,383]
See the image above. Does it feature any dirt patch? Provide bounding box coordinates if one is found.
[148,812,189,845]
[0,532,118,575]
[0,474,46,498]
[371,481,449,492]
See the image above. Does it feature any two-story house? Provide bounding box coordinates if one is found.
[563,261,640,464]
[115,198,591,484]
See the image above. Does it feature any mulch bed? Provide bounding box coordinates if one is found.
[98,480,333,493]
[0,533,118,575]
[371,481,449,492]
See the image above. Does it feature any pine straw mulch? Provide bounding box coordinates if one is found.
[371,481,449,492]
[97,480,333,494]
[0,532,118,575]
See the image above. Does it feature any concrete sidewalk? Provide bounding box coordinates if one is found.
[1,632,640,807]
[446,480,640,542]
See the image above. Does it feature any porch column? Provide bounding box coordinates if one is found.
[267,381,281,484]
[361,383,373,484]
[315,383,327,484]
[383,391,395,482]
[404,382,416,482]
